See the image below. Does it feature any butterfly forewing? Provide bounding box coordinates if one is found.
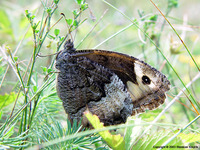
[56,40,170,126]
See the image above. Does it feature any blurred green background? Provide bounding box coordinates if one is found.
[0,0,200,148]
[1,0,200,99]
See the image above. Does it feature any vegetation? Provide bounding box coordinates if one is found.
[0,0,199,149]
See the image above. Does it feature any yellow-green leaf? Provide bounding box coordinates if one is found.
[0,92,20,108]
[178,133,200,143]
[84,111,125,150]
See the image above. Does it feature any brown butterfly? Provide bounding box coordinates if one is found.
[56,40,170,127]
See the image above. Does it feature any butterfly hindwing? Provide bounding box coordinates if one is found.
[56,40,170,126]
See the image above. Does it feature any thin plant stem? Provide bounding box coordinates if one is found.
[132,71,200,147]
[102,0,200,111]
[150,0,200,71]
[93,23,134,49]
[76,9,108,49]
[158,115,200,150]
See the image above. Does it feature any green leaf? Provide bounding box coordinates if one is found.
[32,23,37,30]
[31,15,35,20]
[59,36,65,41]
[32,21,40,30]
[73,20,79,27]
[178,133,200,143]
[0,10,11,29]
[41,66,47,73]
[46,7,52,14]
[149,15,158,22]
[66,19,73,26]
[35,30,39,33]
[72,9,78,18]
[25,10,31,19]
[54,29,60,36]
[0,92,21,109]
[33,85,37,93]
[0,111,2,120]
[76,0,82,5]
[81,3,88,11]
[14,56,18,61]
[124,117,143,150]
[25,10,29,14]
[134,130,183,149]
[54,0,59,4]
[47,34,55,40]
[168,0,179,8]
[84,111,125,150]
[47,68,52,73]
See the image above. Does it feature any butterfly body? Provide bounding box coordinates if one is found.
[56,40,170,126]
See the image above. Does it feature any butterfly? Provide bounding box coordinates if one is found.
[55,40,170,127]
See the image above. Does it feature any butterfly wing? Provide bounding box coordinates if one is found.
[56,49,133,126]
[56,41,170,126]
[71,50,170,115]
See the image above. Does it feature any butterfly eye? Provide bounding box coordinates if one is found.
[142,75,151,85]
